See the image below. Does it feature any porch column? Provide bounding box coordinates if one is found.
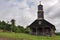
[30,28,32,34]
[30,28,33,34]
[42,27,44,35]
[36,27,38,35]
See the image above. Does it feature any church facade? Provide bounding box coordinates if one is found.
[28,2,56,36]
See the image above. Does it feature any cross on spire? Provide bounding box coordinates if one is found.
[39,1,41,4]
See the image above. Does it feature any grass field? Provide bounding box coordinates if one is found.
[0,32,60,40]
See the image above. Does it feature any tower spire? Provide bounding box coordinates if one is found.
[37,1,44,20]
[40,1,41,4]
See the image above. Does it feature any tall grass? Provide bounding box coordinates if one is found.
[0,32,60,40]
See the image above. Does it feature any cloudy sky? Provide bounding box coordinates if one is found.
[0,0,60,32]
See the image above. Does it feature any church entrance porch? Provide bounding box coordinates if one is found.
[30,27,51,36]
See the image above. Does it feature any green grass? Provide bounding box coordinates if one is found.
[0,32,60,40]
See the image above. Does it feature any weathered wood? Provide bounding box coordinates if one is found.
[29,2,56,36]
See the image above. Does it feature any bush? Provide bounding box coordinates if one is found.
[24,27,30,33]
[55,33,60,36]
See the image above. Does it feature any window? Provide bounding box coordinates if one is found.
[39,21,41,24]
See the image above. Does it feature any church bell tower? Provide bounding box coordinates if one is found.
[38,1,44,20]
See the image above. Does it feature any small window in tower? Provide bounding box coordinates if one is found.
[39,21,41,24]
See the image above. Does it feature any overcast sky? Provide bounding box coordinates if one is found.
[0,0,60,32]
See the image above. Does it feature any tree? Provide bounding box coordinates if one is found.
[17,25,25,33]
[0,21,11,32]
[24,26,30,33]
[11,19,16,32]
[5,24,11,31]
[11,19,15,25]
[1,21,6,32]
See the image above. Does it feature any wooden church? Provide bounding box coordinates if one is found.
[29,2,56,36]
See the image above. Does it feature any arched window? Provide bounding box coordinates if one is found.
[39,21,41,24]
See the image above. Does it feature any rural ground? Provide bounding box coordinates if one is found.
[0,32,60,40]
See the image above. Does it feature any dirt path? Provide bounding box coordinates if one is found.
[0,38,14,40]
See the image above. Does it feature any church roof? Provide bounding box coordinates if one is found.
[29,19,56,30]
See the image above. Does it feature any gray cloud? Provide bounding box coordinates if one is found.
[0,0,60,32]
